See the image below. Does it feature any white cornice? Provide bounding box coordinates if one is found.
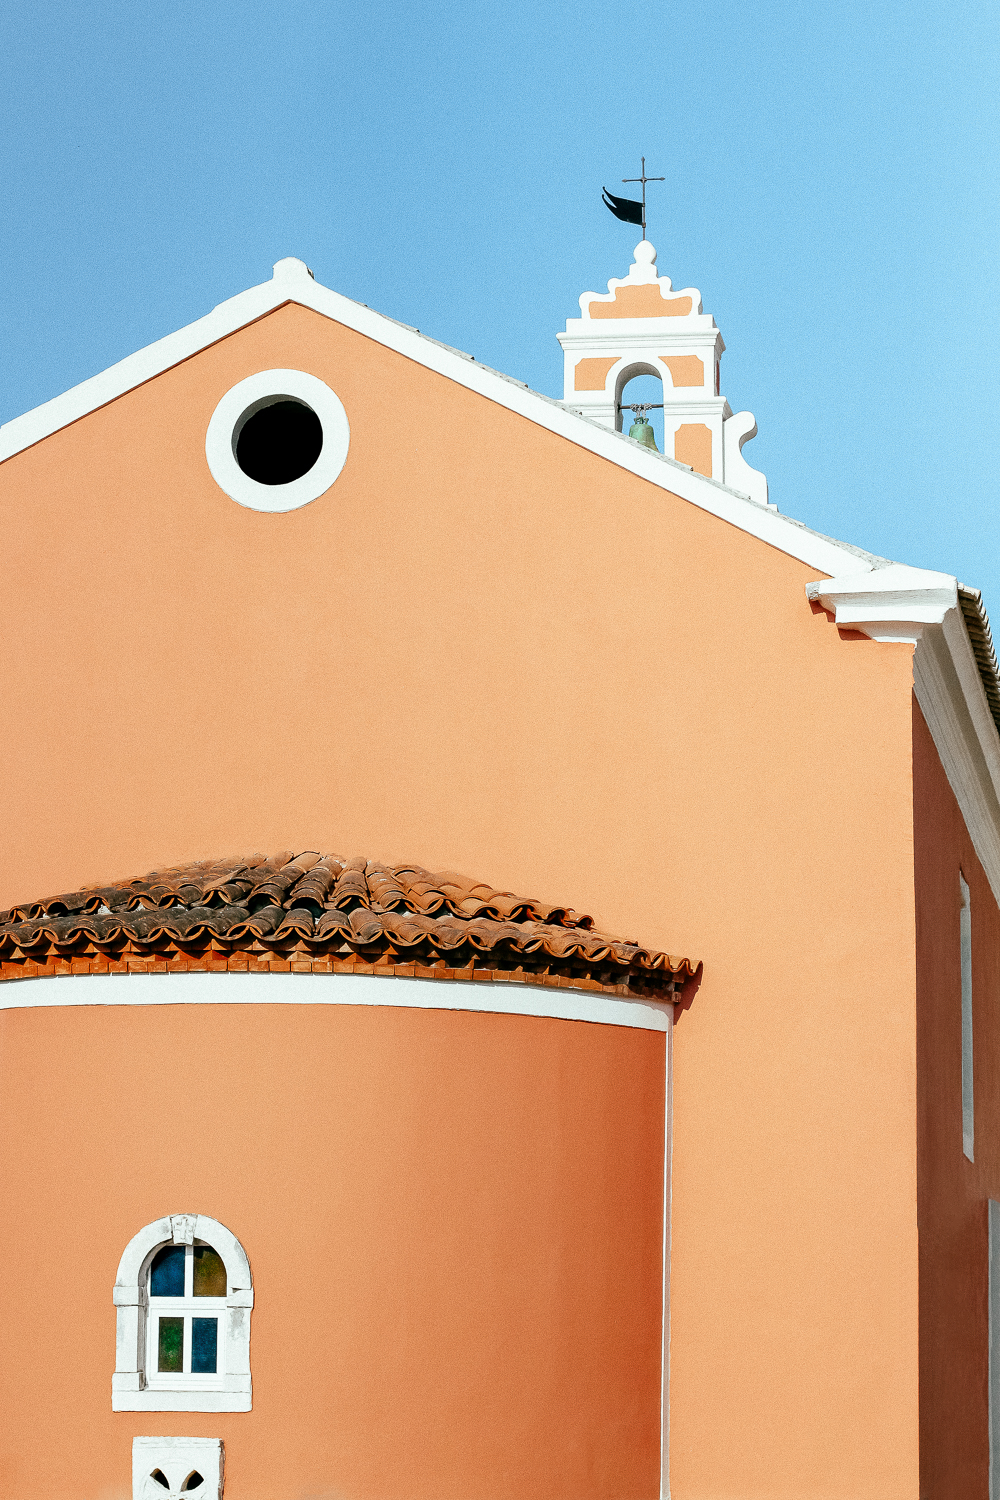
[806,566,1000,908]
[557,328,724,353]
[805,565,959,643]
[0,257,874,579]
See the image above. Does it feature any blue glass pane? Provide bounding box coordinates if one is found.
[191,1317,218,1374]
[150,1245,185,1297]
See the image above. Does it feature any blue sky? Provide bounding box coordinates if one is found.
[2,0,998,607]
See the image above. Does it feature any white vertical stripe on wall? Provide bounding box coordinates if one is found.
[961,873,974,1162]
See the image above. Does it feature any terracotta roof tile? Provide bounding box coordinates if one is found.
[959,584,1000,741]
[0,852,700,1004]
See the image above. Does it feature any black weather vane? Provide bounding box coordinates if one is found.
[602,157,664,241]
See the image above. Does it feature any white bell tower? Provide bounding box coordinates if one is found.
[557,241,770,508]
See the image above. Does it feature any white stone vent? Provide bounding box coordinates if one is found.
[132,1437,223,1500]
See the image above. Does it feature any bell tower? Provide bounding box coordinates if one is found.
[557,240,770,508]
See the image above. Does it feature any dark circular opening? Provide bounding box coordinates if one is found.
[235,399,323,486]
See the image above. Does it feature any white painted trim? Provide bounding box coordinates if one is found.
[573,241,705,316]
[912,621,1000,915]
[806,568,1000,914]
[0,256,874,579]
[805,565,959,644]
[961,872,974,1160]
[561,329,723,357]
[0,969,675,1031]
[114,1214,252,1414]
[117,1386,250,1414]
[204,368,349,511]
[115,1214,251,1290]
[723,412,770,509]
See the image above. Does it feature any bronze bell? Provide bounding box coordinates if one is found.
[628,415,659,451]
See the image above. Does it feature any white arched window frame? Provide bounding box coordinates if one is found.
[112,1214,253,1412]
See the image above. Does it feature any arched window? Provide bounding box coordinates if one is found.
[112,1214,253,1412]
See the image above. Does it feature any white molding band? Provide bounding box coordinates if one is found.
[0,969,675,1031]
[807,566,1000,912]
[1,256,873,578]
[205,367,349,512]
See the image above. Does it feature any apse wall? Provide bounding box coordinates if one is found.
[0,988,667,1500]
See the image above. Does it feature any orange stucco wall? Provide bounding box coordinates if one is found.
[660,356,704,389]
[673,422,712,477]
[914,698,1000,1496]
[573,356,618,391]
[587,288,692,318]
[0,1002,665,1500]
[0,300,924,1498]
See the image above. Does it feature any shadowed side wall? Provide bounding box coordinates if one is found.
[0,1000,666,1500]
[914,698,1000,1496]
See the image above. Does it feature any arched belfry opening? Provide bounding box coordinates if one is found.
[616,364,664,451]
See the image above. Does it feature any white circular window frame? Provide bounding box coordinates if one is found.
[205,368,350,513]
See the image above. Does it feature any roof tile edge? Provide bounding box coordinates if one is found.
[0,852,700,1007]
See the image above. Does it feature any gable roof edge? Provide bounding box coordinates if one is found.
[7,260,1000,900]
[1,258,876,581]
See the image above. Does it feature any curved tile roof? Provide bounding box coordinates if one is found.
[0,851,700,1005]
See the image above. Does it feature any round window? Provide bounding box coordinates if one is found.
[205,369,349,512]
[235,398,323,485]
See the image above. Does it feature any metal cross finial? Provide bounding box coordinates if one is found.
[622,156,665,242]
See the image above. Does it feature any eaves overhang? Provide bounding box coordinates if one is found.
[807,566,1000,908]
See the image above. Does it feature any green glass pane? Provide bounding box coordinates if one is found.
[157,1316,184,1373]
[193,1244,227,1297]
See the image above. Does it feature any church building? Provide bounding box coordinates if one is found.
[1,238,998,1500]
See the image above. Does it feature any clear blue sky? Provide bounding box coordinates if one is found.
[2,0,998,607]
